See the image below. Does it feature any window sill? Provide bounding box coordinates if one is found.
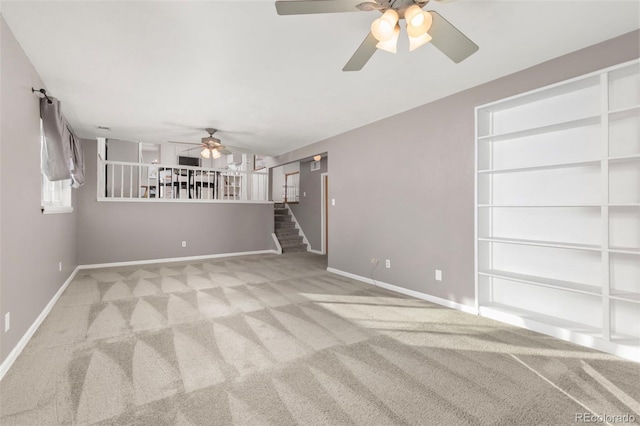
[41,206,74,214]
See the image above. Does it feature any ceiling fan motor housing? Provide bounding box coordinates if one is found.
[377,0,428,16]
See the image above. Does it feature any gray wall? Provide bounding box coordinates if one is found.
[290,157,327,251]
[77,140,275,265]
[0,17,78,363]
[272,30,640,308]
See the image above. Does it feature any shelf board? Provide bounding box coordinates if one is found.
[479,269,601,296]
[609,247,640,255]
[479,303,603,338]
[478,159,600,174]
[609,290,640,304]
[608,104,640,116]
[477,237,601,251]
[477,115,600,142]
[478,154,640,174]
[610,333,640,345]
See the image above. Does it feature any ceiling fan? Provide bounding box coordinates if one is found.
[170,128,233,159]
[275,0,478,71]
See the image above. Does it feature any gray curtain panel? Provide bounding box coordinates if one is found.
[40,96,84,187]
[67,125,84,188]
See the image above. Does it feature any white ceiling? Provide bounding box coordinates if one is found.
[2,1,639,156]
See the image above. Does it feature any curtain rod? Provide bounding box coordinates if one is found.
[32,87,53,104]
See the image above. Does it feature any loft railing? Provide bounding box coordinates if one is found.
[97,160,269,202]
[284,172,300,203]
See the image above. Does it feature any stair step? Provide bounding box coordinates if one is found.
[278,235,303,243]
[274,214,291,222]
[276,229,299,237]
[282,244,307,253]
[275,221,296,229]
[274,203,285,208]
[274,208,288,215]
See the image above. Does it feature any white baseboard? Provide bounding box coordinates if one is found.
[78,249,279,269]
[325,267,639,363]
[0,266,80,381]
[326,267,477,315]
[308,249,324,255]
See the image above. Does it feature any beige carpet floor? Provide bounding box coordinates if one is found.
[1,252,638,425]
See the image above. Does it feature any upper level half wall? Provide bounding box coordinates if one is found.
[273,30,640,309]
[0,16,78,363]
[76,140,275,265]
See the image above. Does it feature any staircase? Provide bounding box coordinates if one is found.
[274,203,307,253]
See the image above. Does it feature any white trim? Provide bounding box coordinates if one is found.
[77,249,278,269]
[479,307,640,363]
[308,249,323,255]
[271,233,283,255]
[285,204,311,250]
[0,267,80,381]
[320,172,328,255]
[41,206,74,214]
[326,267,478,315]
[477,59,639,110]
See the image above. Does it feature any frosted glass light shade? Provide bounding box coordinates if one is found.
[314,155,321,161]
[201,148,210,159]
[371,9,399,41]
[406,10,433,38]
[211,149,221,159]
[408,31,432,51]
[376,25,400,53]
[405,5,424,27]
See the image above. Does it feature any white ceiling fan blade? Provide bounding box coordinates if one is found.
[276,0,365,15]
[342,32,378,72]
[428,11,479,63]
[169,140,200,145]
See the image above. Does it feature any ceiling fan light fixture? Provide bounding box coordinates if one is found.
[211,149,221,159]
[408,31,432,51]
[375,24,400,53]
[371,9,398,42]
[313,155,321,161]
[201,148,210,159]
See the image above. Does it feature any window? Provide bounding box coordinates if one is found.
[41,119,72,214]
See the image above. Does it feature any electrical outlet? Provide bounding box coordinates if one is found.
[59,261,62,272]
[181,241,187,248]
[4,312,10,332]
[435,269,442,281]
[331,199,335,206]
[303,192,306,197]
[385,259,391,268]
[371,257,379,264]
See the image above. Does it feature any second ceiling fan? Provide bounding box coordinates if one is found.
[275,0,479,71]
[171,128,232,159]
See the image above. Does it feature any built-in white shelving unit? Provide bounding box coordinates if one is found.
[475,60,640,361]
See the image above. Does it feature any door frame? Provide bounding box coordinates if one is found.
[321,172,328,255]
